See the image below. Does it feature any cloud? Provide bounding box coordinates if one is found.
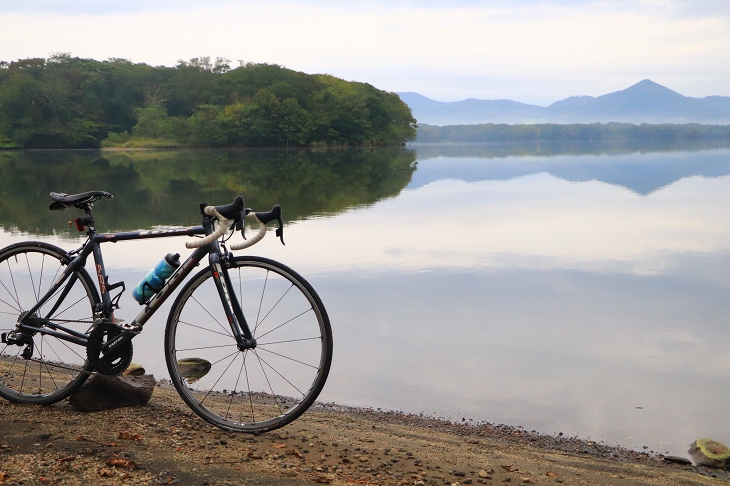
[1,0,729,103]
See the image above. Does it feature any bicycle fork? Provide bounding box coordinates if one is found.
[209,252,257,351]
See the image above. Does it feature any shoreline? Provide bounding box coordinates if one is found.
[1,386,728,485]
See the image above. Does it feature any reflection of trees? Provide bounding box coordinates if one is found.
[0,148,416,235]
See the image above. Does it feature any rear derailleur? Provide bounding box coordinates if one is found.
[1,331,34,359]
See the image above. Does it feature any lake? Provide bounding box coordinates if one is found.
[1,143,729,457]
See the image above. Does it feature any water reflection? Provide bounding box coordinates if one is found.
[0,147,417,234]
[411,144,730,194]
[1,144,729,457]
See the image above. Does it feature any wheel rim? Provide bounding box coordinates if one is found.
[167,259,331,431]
[0,246,96,403]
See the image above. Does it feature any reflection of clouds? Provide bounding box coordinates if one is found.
[265,172,730,281]
[319,266,730,454]
[3,157,730,456]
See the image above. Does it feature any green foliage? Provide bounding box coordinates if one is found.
[0,55,416,148]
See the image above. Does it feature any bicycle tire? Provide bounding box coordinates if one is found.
[165,256,332,432]
[0,242,100,404]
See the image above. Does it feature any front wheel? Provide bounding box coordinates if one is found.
[165,256,332,432]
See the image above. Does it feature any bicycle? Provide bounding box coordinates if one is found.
[0,190,332,433]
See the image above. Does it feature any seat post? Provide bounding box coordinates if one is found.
[80,204,97,233]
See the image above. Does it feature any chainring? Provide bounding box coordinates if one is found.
[87,323,133,375]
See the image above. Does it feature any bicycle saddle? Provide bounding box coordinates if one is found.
[49,191,113,210]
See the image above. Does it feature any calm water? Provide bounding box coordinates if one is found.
[1,144,729,457]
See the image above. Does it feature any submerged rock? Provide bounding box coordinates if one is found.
[177,357,212,383]
[122,363,146,377]
[688,438,730,468]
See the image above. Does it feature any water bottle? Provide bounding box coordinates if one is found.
[132,253,180,304]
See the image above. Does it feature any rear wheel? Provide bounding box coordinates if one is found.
[0,242,99,404]
[165,256,332,432]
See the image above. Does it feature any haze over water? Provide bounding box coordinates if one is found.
[1,143,729,457]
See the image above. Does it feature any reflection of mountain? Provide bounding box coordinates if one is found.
[0,148,416,234]
[409,145,730,195]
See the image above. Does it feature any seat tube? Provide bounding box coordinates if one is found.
[91,242,113,320]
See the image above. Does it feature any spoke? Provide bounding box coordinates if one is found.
[256,308,313,341]
[3,258,22,311]
[176,343,237,353]
[24,253,40,308]
[197,352,239,407]
[0,282,22,313]
[53,293,92,320]
[177,319,235,339]
[253,349,285,415]
[225,356,246,421]
[253,270,269,334]
[43,333,87,366]
[254,284,294,333]
[37,253,46,302]
[258,336,322,347]
[38,336,63,394]
[189,294,234,338]
[0,300,20,316]
[243,351,256,423]
[255,345,320,370]
[253,349,306,400]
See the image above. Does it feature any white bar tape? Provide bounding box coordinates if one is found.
[229,213,267,250]
[185,207,232,249]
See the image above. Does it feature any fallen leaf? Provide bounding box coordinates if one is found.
[107,457,137,469]
[99,468,113,477]
[546,471,559,478]
[0,472,9,482]
[272,443,287,449]
[117,431,142,441]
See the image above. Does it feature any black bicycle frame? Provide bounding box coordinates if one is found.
[17,218,255,351]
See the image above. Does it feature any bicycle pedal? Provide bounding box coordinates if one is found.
[115,321,142,334]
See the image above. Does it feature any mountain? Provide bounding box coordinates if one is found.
[397,92,544,125]
[398,80,730,126]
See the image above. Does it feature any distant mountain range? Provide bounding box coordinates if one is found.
[397,80,730,126]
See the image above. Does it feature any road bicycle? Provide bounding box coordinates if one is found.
[0,190,332,433]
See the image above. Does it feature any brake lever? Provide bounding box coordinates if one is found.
[242,205,285,245]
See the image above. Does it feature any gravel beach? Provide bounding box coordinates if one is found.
[1,385,728,486]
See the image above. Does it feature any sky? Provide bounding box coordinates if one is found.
[1,0,729,105]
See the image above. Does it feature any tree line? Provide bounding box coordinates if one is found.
[416,122,730,143]
[0,54,417,149]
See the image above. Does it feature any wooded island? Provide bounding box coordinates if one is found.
[0,54,417,149]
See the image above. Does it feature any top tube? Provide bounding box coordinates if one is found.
[91,226,207,244]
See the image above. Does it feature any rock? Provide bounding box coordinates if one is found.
[177,358,211,383]
[662,455,692,466]
[688,438,730,468]
[69,374,156,412]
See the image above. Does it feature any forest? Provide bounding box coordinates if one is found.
[416,122,730,143]
[0,54,417,149]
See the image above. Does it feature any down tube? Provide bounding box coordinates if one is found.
[132,246,209,328]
